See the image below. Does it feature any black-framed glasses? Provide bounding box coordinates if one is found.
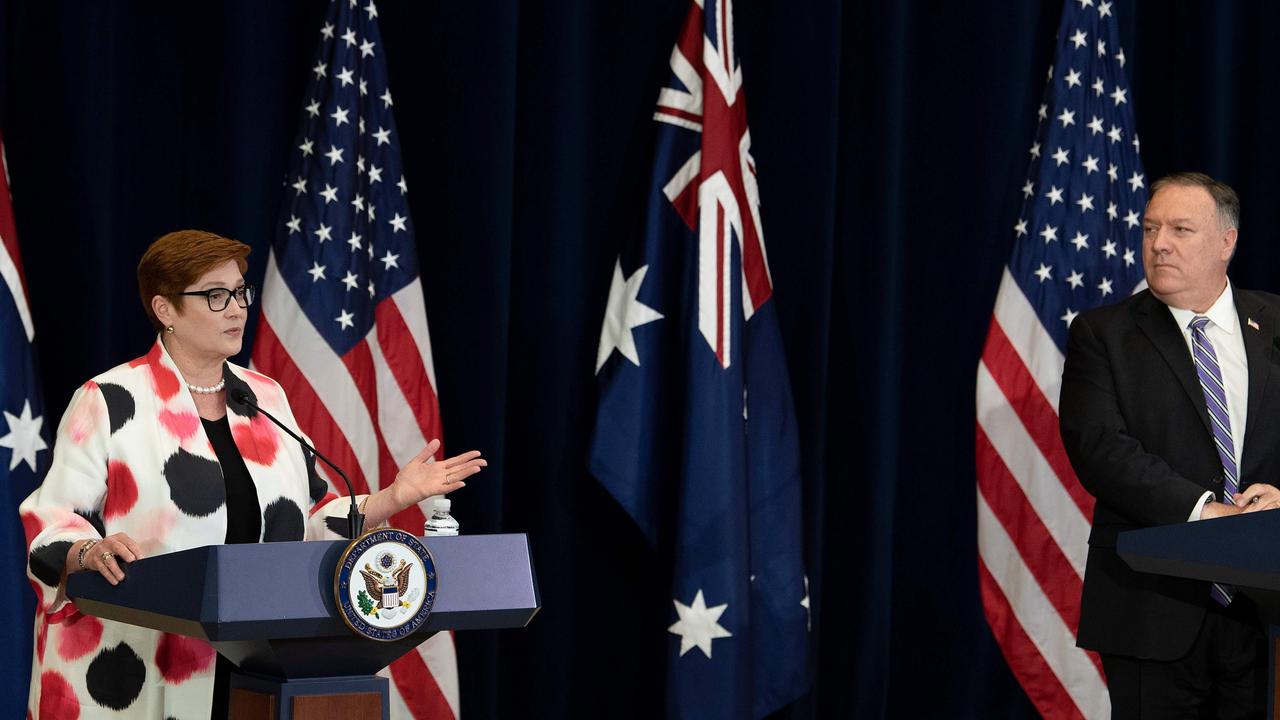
[178,285,256,312]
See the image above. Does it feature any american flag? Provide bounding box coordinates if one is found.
[0,134,49,719]
[590,0,809,717]
[249,1,458,717]
[976,1,1146,717]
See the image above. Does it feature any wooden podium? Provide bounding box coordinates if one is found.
[1119,512,1280,719]
[67,533,540,720]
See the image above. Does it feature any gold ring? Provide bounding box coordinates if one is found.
[101,551,115,562]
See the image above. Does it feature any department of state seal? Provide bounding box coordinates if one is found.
[335,527,438,641]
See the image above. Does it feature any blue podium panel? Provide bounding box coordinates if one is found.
[1118,512,1280,720]
[67,533,540,678]
[1117,512,1280,591]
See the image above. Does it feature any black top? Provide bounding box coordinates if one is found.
[202,415,261,544]
[202,414,261,718]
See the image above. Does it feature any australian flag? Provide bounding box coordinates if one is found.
[589,1,809,717]
[0,134,50,719]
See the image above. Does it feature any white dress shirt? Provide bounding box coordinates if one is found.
[1165,283,1249,520]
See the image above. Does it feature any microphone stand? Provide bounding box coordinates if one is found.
[231,390,364,539]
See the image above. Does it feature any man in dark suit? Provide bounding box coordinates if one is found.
[1060,172,1280,718]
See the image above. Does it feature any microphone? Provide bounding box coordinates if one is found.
[230,389,364,539]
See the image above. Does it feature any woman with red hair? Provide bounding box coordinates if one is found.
[20,230,485,718]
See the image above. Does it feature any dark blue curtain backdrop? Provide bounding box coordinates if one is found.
[4,0,1280,717]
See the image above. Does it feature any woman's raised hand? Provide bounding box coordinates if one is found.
[389,439,486,509]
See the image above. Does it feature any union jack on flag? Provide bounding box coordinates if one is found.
[976,1,1146,717]
[250,1,458,717]
[590,0,809,717]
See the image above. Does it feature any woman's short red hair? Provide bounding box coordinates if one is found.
[137,230,250,331]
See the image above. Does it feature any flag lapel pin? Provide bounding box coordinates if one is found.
[1248,317,1260,331]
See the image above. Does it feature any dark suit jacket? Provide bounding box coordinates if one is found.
[1059,285,1280,660]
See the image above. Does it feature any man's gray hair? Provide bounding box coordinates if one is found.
[1149,171,1240,230]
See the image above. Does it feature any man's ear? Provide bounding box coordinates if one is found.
[1222,228,1239,263]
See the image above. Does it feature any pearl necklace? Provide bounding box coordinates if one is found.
[188,379,226,395]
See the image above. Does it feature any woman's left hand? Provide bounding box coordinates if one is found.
[388,439,486,510]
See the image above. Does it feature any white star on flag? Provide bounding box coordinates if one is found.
[595,259,664,373]
[668,589,732,659]
[801,576,811,631]
[335,309,355,329]
[0,400,46,472]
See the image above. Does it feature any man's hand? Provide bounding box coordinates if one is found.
[1201,501,1243,519]
[1235,483,1280,513]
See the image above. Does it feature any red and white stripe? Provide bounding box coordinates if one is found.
[976,268,1109,720]
[253,253,459,719]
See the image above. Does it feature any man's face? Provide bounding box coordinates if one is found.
[1142,184,1236,310]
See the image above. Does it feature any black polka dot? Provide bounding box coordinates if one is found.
[97,383,135,435]
[164,448,225,517]
[76,508,106,537]
[324,515,350,538]
[29,540,73,588]
[86,642,146,710]
[304,448,327,503]
[262,498,304,542]
[223,369,258,419]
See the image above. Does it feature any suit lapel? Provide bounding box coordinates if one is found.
[1237,288,1273,458]
[1135,291,1212,435]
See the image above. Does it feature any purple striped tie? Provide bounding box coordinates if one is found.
[1190,315,1237,605]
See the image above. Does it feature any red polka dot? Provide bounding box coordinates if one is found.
[154,633,215,684]
[145,344,180,400]
[57,612,103,661]
[242,371,281,405]
[159,409,199,442]
[104,461,139,520]
[20,511,42,546]
[46,603,79,625]
[35,617,47,662]
[233,414,279,466]
[39,670,79,720]
[66,383,102,445]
